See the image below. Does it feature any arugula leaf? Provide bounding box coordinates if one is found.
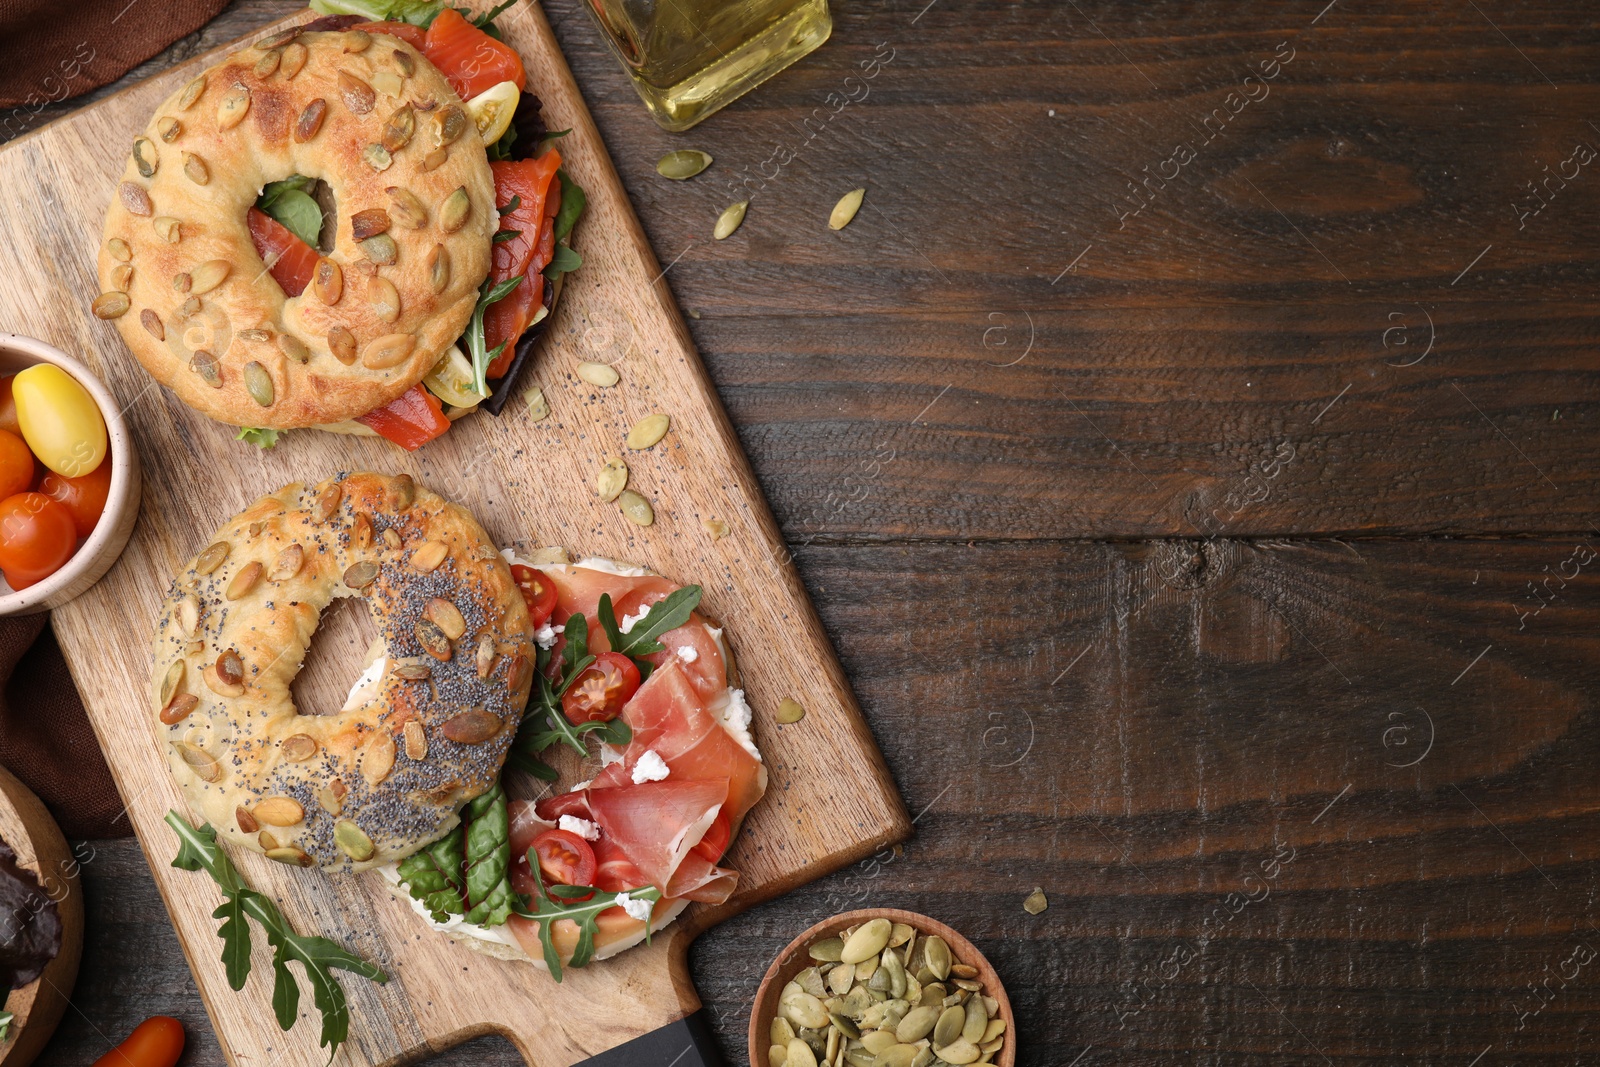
[543,243,582,282]
[236,426,280,449]
[395,826,466,922]
[309,0,443,25]
[513,879,662,981]
[474,0,518,26]
[256,176,323,248]
[543,128,573,143]
[462,782,515,926]
[464,274,524,400]
[493,229,522,243]
[165,812,387,1056]
[553,169,587,242]
[600,586,702,659]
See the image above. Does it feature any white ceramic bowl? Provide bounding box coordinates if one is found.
[0,334,141,615]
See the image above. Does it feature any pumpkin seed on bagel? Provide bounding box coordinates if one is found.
[149,472,535,871]
[99,9,588,451]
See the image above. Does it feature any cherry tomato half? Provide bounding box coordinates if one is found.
[0,430,34,500]
[92,1015,185,1067]
[40,460,111,538]
[561,651,641,725]
[510,564,557,627]
[0,492,76,590]
[530,828,597,888]
[692,809,732,865]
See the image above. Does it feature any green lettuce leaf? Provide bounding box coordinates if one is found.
[256,176,323,249]
[553,168,586,242]
[395,826,467,922]
[236,426,280,449]
[308,0,443,26]
[462,782,515,926]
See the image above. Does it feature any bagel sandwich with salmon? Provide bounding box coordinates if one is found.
[96,0,585,452]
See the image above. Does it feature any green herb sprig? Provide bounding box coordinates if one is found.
[598,585,702,680]
[465,274,523,400]
[513,879,661,980]
[164,811,386,1057]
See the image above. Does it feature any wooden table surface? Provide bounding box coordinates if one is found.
[10,0,1600,1063]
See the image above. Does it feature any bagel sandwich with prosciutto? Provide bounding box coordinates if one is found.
[379,549,768,975]
[96,0,585,453]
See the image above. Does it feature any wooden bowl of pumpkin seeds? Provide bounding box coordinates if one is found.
[749,908,1014,1067]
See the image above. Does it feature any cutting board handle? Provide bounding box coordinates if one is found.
[574,1011,725,1066]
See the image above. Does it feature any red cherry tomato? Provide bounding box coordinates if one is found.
[0,430,34,500]
[245,207,319,297]
[40,460,111,538]
[92,1015,185,1067]
[510,564,557,627]
[561,651,641,725]
[0,376,18,435]
[531,828,597,887]
[692,808,732,864]
[423,7,527,101]
[0,492,76,589]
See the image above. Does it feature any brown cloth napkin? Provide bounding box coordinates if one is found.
[0,0,227,111]
[0,616,126,839]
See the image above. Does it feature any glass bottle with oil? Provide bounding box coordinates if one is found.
[585,0,832,131]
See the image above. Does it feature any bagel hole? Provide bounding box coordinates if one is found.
[251,175,337,257]
[290,594,381,716]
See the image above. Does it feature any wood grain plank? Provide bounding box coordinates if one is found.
[48,534,1600,1064]
[559,0,1600,541]
[0,3,908,1062]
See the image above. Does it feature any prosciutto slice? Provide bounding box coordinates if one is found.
[521,564,766,913]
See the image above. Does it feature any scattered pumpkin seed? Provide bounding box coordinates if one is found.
[342,29,372,53]
[657,149,713,180]
[153,216,181,243]
[266,846,314,867]
[617,489,654,527]
[190,350,222,387]
[368,276,401,322]
[426,243,450,292]
[596,456,628,502]
[830,187,865,230]
[106,237,132,262]
[776,697,805,723]
[626,413,670,449]
[1023,887,1048,915]
[183,151,210,185]
[523,384,550,420]
[328,325,358,364]
[279,333,310,364]
[195,541,230,574]
[109,263,133,291]
[714,199,749,239]
[576,361,619,387]
[363,143,394,171]
[362,332,416,369]
[433,105,468,146]
[157,116,182,142]
[190,259,230,295]
[392,48,415,77]
[382,103,415,150]
[702,517,730,540]
[178,742,223,782]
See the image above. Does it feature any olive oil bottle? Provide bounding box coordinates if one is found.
[585,0,832,131]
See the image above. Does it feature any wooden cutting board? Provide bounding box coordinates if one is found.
[0,5,909,1063]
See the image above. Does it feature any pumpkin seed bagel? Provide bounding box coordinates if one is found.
[96,25,495,429]
[150,472,534,872]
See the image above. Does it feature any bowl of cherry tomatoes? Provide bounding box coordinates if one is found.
[0,334,140,614]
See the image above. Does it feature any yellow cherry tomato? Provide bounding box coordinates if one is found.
[467,80,519,146]
[13,364,107,478]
